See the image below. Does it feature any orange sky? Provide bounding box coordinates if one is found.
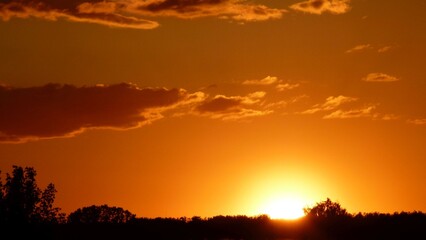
[0,0,425,218]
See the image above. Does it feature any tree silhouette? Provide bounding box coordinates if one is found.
[68,205,136,224]
[304,198,349,218]
[0,165,65,224]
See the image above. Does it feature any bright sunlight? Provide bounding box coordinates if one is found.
[261,197,306,220]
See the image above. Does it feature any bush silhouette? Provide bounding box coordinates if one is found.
[68,205,135,224]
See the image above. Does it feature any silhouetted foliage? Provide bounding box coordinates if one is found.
[304,198,350,218]
[68,205,136,224]
[0,165,65,224]
[1,168,426,240]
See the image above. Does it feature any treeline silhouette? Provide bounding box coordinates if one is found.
[1,166,425,240]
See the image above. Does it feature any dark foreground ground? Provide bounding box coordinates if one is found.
[3,212,426,240]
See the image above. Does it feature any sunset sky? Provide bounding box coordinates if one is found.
[0,0,425,218]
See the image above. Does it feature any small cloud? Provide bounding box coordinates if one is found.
[323,105,377,119]
[243,76,279,85]
[0,83,199,143]
[407,119,426,125]
[264,100,288,110]
[381,114,400,121]
[377,46,392,53]
[276,83,300,92]
[345,44,372,53]
[195,92,271,120]
[290,0,351,15]
[362,73,399,82]
[302,95,357,114]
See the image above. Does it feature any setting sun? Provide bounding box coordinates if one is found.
[261,197,306,220]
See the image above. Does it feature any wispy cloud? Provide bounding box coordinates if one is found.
[195,91,272,120]
[323,105,377,119]
[302,95,357,114]
[242,76,300,93]
[407,119,426,125]
[276,83,300,92]
[0,0,286,29]
[362,73,399,82]
[0,83,203,143]
[242,76,279,85]
[345,44,393,54]
[345,44,372,53]
[377,46,393,53]
[290,0,351,15]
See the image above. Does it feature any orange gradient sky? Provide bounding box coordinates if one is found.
[0,0,425,218]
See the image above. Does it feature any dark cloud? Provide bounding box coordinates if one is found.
[0,0,285,29]
[132,0,285,22]
[0,83,198,143]
[0,0,159,29]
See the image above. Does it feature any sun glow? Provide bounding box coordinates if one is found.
[261,197,306,220]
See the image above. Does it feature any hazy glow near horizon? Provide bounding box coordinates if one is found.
[260,196,307,220]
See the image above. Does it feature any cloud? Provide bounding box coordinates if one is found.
[276,83,300,91]
[345,44,394,54]
[381,114,400,121]
[242,76,279,85]
[407,119,426,125]
[323,105,377,119]
[302,95,357,114]
[377,46,392,53]
[195,91,272,120]
[345,44,372,53]
[0,0,159,29]
[0,83,202,143]
[133,0,285,22]
[290,0,350,15]
[362,73,399,82]
[242,76,300,92]
[0,0,285,29]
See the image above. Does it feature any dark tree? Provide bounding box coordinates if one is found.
[68,205,136,224]
[36,183,65,223]
[304,198,350,218]
[0,165,64,224]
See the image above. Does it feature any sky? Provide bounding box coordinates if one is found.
[0,0,425,218]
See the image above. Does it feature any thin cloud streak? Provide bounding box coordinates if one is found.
[407,119,426,125]
[195,91,272,120]
[302,95,357,114]
[242,76,279,85]
[276,83,300,92]
[378,46,393,53]
[362,73,399,82]
[290,0,351,15]
[346,44,372,53]
[323,105,377,119]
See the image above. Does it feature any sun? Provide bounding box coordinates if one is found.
[261,197,306,220]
